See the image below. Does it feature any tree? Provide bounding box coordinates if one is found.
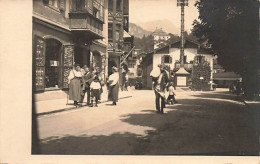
[191,61,211,91]
[193,0,259,99]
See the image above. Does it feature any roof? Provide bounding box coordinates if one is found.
[213,72,242,80]
[152,38,213,55]
[175,67,190,75]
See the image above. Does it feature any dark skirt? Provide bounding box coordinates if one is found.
[108,83,119,102]
[69,78,82,101]
[91,89,100,100]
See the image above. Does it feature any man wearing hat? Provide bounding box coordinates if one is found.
[82,66,94,105]
[150,64,169,114]
[108,66,119,105]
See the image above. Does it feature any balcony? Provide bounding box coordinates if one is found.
[108,10,123,22]
[69,0,104,39]
[175,63,193,70]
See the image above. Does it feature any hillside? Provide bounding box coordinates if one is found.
[129,23,152,38]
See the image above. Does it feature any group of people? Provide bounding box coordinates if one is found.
[68,64,119,107]
[150,64,178,114]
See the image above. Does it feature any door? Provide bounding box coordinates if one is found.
[45,39,62,88]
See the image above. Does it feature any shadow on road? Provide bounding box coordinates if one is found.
[38,94,259,155]
[193,92,244,102]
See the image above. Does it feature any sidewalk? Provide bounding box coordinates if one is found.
[35,87,133,115]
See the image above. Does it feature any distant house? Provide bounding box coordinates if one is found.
[141,39,214,89]
[212,59,242,88]
[152,28,170,49]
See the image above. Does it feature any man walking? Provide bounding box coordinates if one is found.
[82,66,94,106]
[150,64,169,114]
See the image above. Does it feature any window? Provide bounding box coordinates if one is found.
[184,55,187,63]
[196,56,204,64]
[108,23,113,40]
[162,55,172,64]
[93,7,99,18]
[164,56,170,63]
[108,0,113,10]
[49,0,59,8]
[71,0,86,11]
[116,0,121,11]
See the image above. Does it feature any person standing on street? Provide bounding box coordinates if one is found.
[82,66,94,106]
[108,66,119,105]
[68,64,83,107]
[89,76,102,107]
[150,64,169,114]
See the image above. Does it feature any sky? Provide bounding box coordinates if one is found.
[129,0,199,33]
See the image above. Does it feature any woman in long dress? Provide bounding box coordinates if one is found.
[108,66,119,105]
[68,64,83,106]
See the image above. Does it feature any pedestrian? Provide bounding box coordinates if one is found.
[68,64,83,107]
[150,64,169,114]
[167,82,177,104]
[93,67,103,102]
[108,66,119,105]
[82,66,94,106]
[121,72,127,91]
[89,76,102,107]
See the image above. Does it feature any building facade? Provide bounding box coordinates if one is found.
[107,0,134,86]
[141,39,214,89]
[33,0,108,92]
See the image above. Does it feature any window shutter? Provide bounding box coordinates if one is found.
[33,36,46,92]
[169,56,172,63]
[62,45,74,89]
[202,56,205,63]
[161,56,164,64]
[59,0,66,10]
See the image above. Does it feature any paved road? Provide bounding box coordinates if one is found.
[37,89,259,155]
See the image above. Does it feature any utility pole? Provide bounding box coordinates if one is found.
[177,0,188,67]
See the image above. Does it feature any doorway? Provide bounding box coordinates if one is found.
[45,38,62,88]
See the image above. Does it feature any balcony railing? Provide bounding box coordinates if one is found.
[175,63,193,70]
[69,0,104,22]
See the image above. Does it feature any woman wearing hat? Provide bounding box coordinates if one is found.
[108,66,119,105]
[68,64,83,106]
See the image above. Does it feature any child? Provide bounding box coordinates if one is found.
[167,82,177,104]
[90,75,102,107]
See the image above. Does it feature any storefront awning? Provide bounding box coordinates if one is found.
[123,30,132,38]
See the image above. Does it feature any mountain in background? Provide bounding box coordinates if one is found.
[137,19,179,35]
[129,23,152,38]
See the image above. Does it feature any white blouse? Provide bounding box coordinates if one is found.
[108,72,119,86]
[68,70,82,82]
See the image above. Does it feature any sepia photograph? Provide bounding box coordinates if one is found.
[0,0,259,163]
[30,0,260,155]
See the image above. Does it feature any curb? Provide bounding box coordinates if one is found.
[36,95,132,117]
